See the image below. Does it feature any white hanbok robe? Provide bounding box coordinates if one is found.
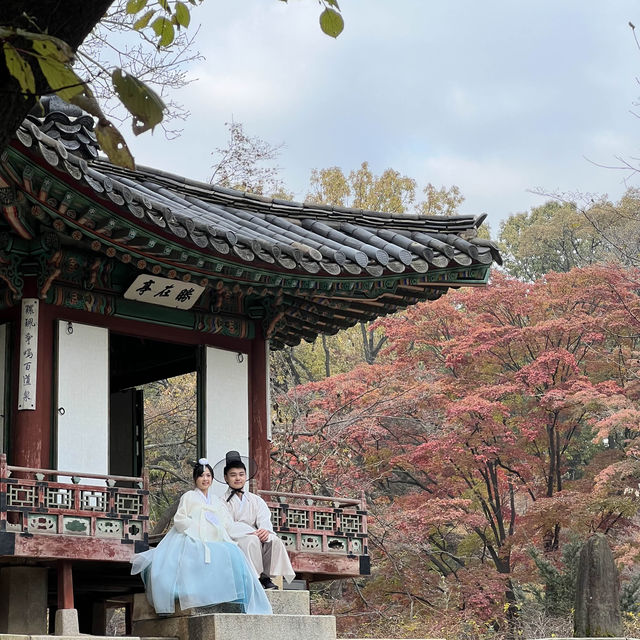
[224,489,295,583]
[131,489,271,614]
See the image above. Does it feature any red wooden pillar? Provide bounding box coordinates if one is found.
[12,287,53,469]
[57,560,74,610]
[248,334,270,490]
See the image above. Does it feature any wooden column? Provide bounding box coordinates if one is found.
[57,560,74,610]
[248,334,270,490]
[90,601,108,635]
[12,285,53,469]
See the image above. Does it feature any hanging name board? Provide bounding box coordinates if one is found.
[124,275,205,310]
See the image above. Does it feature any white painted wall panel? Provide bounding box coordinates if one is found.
[56,322,109,479]
[204,346,248,496]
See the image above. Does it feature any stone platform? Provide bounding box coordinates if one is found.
[132,590,334,640]
[133,589,310,619]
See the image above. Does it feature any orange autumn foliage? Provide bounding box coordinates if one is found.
[272,265,640,637]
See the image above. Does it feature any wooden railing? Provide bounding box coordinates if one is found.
[0,454,148,549]
[260,489,368,559]
[0,454,367,577]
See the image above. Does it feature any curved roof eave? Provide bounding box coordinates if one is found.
[0,109,502,348]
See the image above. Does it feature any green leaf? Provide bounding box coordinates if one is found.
[32,38,70,63]
[32,40,84,101]
[133,9,156,30]
[174,1,191,28]
[112,68,165,135]
[0,28,74,61]
[95,121,136,170]
[3,42,36,95]
[325,0,340,9]
[126,0,148,14]
[157,0,170,12]
[151,16,175,47]
[67,84,105,120]
[319,8,344,38]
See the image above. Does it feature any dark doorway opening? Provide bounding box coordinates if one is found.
[108,334,198,485]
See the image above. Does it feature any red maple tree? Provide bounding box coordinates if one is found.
[272,265,640,637]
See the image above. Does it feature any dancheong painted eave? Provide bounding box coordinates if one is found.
[0,102,502,348]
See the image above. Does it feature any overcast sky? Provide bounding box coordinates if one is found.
[125,1,640,231]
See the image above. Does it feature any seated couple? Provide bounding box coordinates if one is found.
[131,451,295,615]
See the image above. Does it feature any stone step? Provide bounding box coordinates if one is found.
[133,594,243,620]
[133,590,310,619]
[267,590,310,616]
[132,589,323,640]
[133,612,336,640]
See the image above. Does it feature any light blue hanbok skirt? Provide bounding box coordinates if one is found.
[131,528,272,615]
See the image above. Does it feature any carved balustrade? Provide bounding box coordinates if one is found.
[0,454,367,578]
[260,489,369,578]
[0,454,148,560]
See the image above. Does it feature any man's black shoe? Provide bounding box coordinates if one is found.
[259,576,278,590]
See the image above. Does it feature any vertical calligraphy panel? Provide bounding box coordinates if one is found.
[18,298,38,411]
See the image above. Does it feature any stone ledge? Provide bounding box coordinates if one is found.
[133,590,310,620]
[193,612,335,640]
[133,611,336,640]
[133,593,243,621]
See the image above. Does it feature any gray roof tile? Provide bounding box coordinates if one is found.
[9,109,502,302]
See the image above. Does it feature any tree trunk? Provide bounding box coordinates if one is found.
[321,334,331,378]
[0,1,115,152]
[574,533,622,637]
[150,496,180,535]
[547,422,556,497]
[504,578,519,640]
[359,321,386,364]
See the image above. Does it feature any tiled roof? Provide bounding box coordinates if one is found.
[13,113,501,278]
[2,107,502,347]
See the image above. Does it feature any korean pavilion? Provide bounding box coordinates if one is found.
[0,100,501,634]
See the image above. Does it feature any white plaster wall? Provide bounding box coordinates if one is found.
[204,346,248,497]
[56,322,109,480]
[0,324,6,453]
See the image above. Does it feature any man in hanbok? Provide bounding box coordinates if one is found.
[220,451,295,590]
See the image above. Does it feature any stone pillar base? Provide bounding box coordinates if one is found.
[55,608,80,636]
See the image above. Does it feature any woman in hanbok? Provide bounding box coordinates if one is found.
[131,459,272,615]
